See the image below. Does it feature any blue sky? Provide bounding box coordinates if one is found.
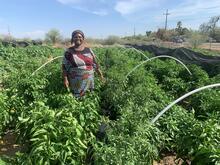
[0,0,220,39]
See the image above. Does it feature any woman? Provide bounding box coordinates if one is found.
[62,30,104,97]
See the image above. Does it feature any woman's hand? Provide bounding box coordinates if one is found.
[64,77,69,88]
[100,75,106,83]
[96,68,106,83]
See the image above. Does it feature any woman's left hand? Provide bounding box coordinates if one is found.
[101,76,106,83]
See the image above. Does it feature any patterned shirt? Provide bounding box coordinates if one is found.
[62,47,99,97]
[62,47,98,76]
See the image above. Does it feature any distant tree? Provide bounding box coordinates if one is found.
[104,35,122,45]
[61,38,71,45]
[214,27,220,42]
[45,29,62,45]
[32,39,43,45]
[175,21,183,35]
[146,31,152,37]
[187,30,207,48]
[21,37,32,42]
[1,34,13,42]
[156,28,177,41]
[208,16,220,38]
[175,21,189,35]
[199,15,220,41]
[156,29,166,40]
[134,34,144,40]
[199,23,210,34]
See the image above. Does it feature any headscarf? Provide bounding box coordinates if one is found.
[71,30,85,44]
[72,30,84,38]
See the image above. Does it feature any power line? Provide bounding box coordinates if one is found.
[196,5,220,10]
[167,6,220,17]
[164,9,170,30]
[168,16,215,22]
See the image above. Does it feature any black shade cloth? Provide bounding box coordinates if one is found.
[126,44,220,76]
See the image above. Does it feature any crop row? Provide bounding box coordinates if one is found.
[0,45,219,164]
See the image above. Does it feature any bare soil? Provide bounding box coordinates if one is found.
[0,130,27,157]
[153,155,191,165]
[159,42,220,52]
[199,43,220,51]
[0,131,192,165]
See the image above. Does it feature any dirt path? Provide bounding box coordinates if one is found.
[0,130,27,157]
[153,154,191,165]
[199,43,220,51]
[156,42,220,53]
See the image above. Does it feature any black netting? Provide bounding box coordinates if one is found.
[126,44,220,76]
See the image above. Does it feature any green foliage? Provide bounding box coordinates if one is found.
[0,45,220,164]
[192,48,220,57]
[175,21,189,36]
[45,29,62,45]
[199,15,220,42]
[16,103,89,164]
[103,35,123,45]
[186,30,208,48]
[156,28,178,41]
[0,92,10,137]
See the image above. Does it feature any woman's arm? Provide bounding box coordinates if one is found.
[62,52,70,88]
[90,48,105,82]
[96,68,105,82]
[62,64,69,88]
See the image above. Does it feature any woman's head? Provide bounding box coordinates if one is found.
[71,30,85,46]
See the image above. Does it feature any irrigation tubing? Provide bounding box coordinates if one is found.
[128,47,149,59]
[31,56,63,76]
[124,55,192,83]
[151,83,220,124]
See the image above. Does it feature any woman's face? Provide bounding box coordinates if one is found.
[72,33,84,46]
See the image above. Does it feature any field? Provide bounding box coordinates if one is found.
[150,42,220,52]
[0,45,220,164]
[199,43,220,52]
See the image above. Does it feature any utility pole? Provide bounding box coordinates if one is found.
[133,26,136,37]
[7,25,12,41]
[164,9,170,30]
[7,26,11,36]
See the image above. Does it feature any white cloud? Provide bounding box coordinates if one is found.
[56,0,81,4]
[71,6,108,16]
[23,30,46,39]
[56,0,109,16]
[167,0,220,20]
[152,0,220,29]
[56,0,220,30]
[57,0,162,16]
[114,0,160,15]
[152,0,220,30]
[92,10,108,16]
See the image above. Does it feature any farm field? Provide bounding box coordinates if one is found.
[0,45,220,165]
[151,42,220,53]
[199,43,220,52]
